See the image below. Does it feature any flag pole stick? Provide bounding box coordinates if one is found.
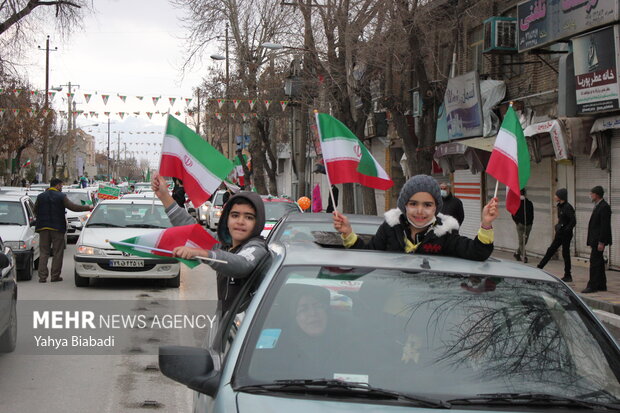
[106,239,228,264]
[153,111,171,213]
[493,180,499,199]
[314,110,338,213]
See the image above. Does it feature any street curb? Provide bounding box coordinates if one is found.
[580,295,620,316]
[593,309,620,329]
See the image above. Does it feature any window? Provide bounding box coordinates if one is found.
[468,26,484,74]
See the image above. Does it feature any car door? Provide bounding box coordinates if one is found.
[0,242,12,331]
[24,198,39,260]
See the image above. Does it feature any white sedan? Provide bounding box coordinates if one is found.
[73,199,181,287]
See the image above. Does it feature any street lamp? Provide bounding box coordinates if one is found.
[210,23,233,159]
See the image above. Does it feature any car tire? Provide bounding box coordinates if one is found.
[0,298,17,353]
[17,252,33,281]
[167,272,180,288]
[74,270,90,287]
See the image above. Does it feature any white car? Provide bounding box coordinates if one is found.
[0,195,39,280]
[205,190,226,230]
[64,188,97,242]
[73,199,181,287]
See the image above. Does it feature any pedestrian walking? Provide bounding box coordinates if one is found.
[511,188,534,263]
[582,185,612,293]
[439,182,465,227]
[537,188,576,281]
[326,185,339,213]
[34,178,93,282]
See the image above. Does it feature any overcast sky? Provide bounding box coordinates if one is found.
[20,0,212,168]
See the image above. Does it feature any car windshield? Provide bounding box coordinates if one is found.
[65,192,91,204]
[235,267,620,404]
[0,201,26,225]
[264,202,300,222]
[86,204,171,228]
[213,192,225,207]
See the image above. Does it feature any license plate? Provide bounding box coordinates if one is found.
[109,259,144,267]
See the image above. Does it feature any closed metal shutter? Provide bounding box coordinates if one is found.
[574,153,610,258]
[485,158,553,256]
[453,169,481,239]
[609,131,620,268]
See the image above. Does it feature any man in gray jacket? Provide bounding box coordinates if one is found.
[152,175,270,315]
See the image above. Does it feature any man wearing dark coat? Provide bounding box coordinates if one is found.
[511,188,534,263]
[537,188,576,281]
[582,185,612,293]
[439,182,464,227]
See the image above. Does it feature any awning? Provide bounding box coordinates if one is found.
[433,143,490,174]
[523,120,570,160]
[457,136,496,152]
[590,115,620,134]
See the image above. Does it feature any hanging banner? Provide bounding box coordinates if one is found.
[146,112,153,119]
[264,100,271,110]
[118,112,125,119]
[185,98,192,105]
[102,95,110,105]
[169,97,176,106]
[119,95,127,103]
[216,112,222,120]
[443,71,483,140]
[248,99,255,110]
[13,90,21,97]
[153,96,160,106]
[104,111,111,117]
[573,25,620,114]
[280,100,289,111]
[84,93,92,103]
[48,91,56,100]
[233,99,240,109]
[217,99,224,109]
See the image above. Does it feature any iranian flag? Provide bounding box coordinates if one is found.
[160,115,234,206]
[486,106,530,215]
[21,159,31,168]
[109,224,217,268]
[233,154,248,187]
[315,113,393,190]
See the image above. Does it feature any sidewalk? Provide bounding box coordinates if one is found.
[492,249,620,316]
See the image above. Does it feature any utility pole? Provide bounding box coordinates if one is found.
[225,22,232,159]
[107,118,111,180]
[117,133,120,179]
[38,35,57,182]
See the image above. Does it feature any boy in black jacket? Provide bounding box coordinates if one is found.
[537,188,576,281]
[333,175,498,261]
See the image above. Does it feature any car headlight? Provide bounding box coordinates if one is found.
[79,213,91,223]
[5,241,27,250]
[215,210,222,217]
[77,245,106,256]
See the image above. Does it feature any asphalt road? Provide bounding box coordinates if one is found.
[0,243,217,413]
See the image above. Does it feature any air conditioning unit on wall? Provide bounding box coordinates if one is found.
[483,17,517,53]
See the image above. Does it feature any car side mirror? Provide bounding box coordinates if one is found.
[0,252,9,270]
[159,346,220,396]
[30,219,37,227]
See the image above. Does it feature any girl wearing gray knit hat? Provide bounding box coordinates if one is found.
[333,174,499,261]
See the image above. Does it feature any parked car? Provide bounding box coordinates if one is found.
[205,190,226,230]
[266,212,383,246]
[0,194,39,280]
[74,199,181,287]
[121,192,156,199]
[64,188,97,242]
[160,241,620,412]
[0,240,17,353]
[261,196,303,237]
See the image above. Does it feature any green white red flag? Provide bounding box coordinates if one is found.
[315,112,393,190]
[486,106,530,215]
[21,159,31,168]
[232,154,248,187]
[109,224,217,268]
[160,115,234,206]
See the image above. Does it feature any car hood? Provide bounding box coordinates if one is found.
[237,392,437,412]
[0,225,28,242]
[80,227,164,249]
[66,209,89,218]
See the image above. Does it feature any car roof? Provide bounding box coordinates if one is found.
[64,188,93,193]
[98,199,163,205]
[276,212,383,224]
[273,241,558,283]
[0,194,30,202]
[261,196,294,203]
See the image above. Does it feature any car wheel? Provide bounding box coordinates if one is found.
[167,272,180,288]
[0,298,17,353]
[74,270,90,287]
[17,252,33,281]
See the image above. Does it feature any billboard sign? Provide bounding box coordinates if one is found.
[444,71,484,140]
[573,25,620,114]
[518,0,619,52]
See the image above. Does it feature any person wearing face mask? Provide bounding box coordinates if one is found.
[332,175,498,261]
[439,182,464,227]
[511,188,534,263]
